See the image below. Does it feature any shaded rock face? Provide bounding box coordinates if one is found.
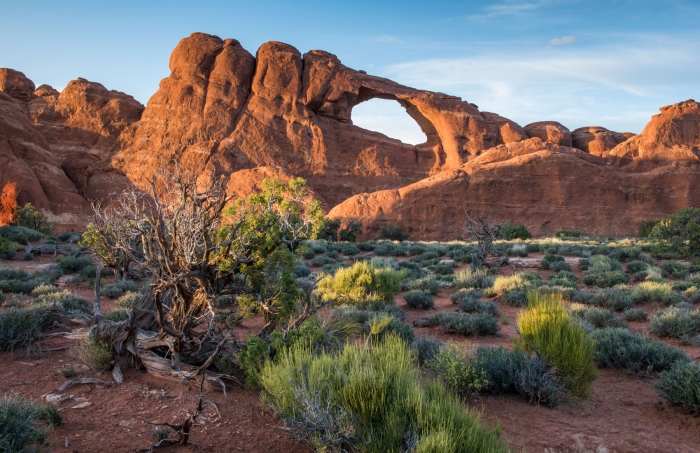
[571,126,630,157]
[0,91,89,225]
[608,99,700,168]
[29,78,144,201]
[0,69,35,103]
[523,121,572,147]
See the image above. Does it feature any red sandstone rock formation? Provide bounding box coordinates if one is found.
[523,121,573,147]
[571,126,631,157]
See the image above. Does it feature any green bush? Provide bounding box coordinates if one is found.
[661,261,689,279]
[425,312,500,336]
[73,339,113,371]
[428,345,487,398]
[34,290,91,314]
[0,236,18,259]
[630,281,675,304]
[406,276,441,295]
[484,273,529,297]
[515,292,598,398]
[0,225,45,244]
[0,395,62,453]
[116,291,141,309]
[378,224,409,241]
[311,255,338,267]
[413,337,444,365]
[555,230,583,239]
[500,222,531,240]
[30,284,60,298]
[654,361,700,415]
[0,307,54,352]
[410,251,440,265]
[570,305,627,329]
[373,242,407,257]
[316,261,404,305]
[13,203,56,235]
[582,271,630,288]
[101,280,139,299]
[508,244,528,257]
[541,254,571,272]
[403,290,434,309]
[592,328,688,374]
[651,208,700,258]
[638,219,660,238]
[334,307,414,343]
[503,289,528,307]
[396,261,425,280]
[622,308,648,322]
[454,268,494,290]
[474,346,564,407]
[427,264,455,275]
[626,260,648,273]
[651,306,700,339]
[104,308,129,322]
[260,335,510,453]
[57,255,92,273]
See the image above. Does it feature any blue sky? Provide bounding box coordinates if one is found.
[1,0,698,143]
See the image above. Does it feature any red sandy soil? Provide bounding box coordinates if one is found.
[2,252,700,452]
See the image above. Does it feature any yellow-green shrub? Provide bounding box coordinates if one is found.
[315,261,404,305]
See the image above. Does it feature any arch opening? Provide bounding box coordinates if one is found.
[351,97,429,146]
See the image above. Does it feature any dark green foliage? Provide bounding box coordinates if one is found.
[377,224,408,241]
[0,237,18,260]
[339,221,362,243]
[500,222,532,240]
[593,287,634,311]
[104,309,129,322]
[310,254,338,267]
[396,261,425,280]
[458,298,500,316]
[403,290,434,309]
[0,307,53,352]
[373,242,407,257]
[0,225,45,244]
[654,361,700,415]
[474,346,564,407]
[578,258,590,270]
[651,208,700,258]
[633,271,649,281]
[425,312,500,336]
[293,264,311,278]
[427,263,455,275]
[0,395,62,453]
[453,268,494,290]
[13,203,56,235]
[661,261,689,279]
[428,346,488,398]
[318,219,362,243]
[357,241,375,252]
[413,336,444,365]
[582,271,630,288]
[101,280,139,298]
[60,365,76,378]
[555,230,583,239]
[526,243,540,253]
[570,305,627,329]
[152,427,171,442]
[592,328,688,374]
[638,219,660,238]
[317,219,340,242]
[541,254,571,271]
[74,339,113,371]
[503,289,528,307]
[410,251,440,265]
[57,255,92,273]
[78,264,111,282]
[548,270,578,288]
[339,243,360,256]
[626,260,648,273]
[622,308,648,322]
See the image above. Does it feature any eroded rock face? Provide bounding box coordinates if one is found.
[607,99,700,167]
[0,69,35,103]
[28,78,144,201]
[523,121,572,147]
[482,112,528,145]
[0,91,89,225]
[571,126,630,157]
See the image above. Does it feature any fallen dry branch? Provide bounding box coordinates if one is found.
[59,378,114,391]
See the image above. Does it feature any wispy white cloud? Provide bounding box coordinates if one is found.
[549,35,576,45]
[373,34,406,45]
[467,0,551,21]
[366,35,700,134]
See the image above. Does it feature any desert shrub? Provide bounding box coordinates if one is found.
[57,231,79,242]
[356,241,375,252]
[503,289,528,307]
[406,276,441,295]
[260,335,509,453]
[474,346,564,407]
[0,307,53,352]
[57,255,92,273]
[0,225,45,244]
[334,307,413,343]
[306,240,329,254]
[661,261,689,279]
[450,288,482,305]
[101,280,139,299]
[448,245,474,262]
[316,261,404,305]
[592,328,688,374]
[293,264,311,278]
[651,306,700,339]
[427,264,455,275]
[500,222,531,240]
[30,284,60,298]
[12,203,56,235]
[582,271,629,288]
[508,243,528,257]
[592,285,634,311]
[458,298,500,316]
[428,345,487,398]
[633,270,649,281]
[0,395,62,453]
[73,339,113,371]
[396,261,425,280]
[515,292,597,397]
[116,291,141,310]
[78,264,111,282]
[623,308,648,321]
[525,243,540,253]
[547,270,578,289]
[630,281,674,304]
[410,251,440,266]
[425,312,499,336]
[311,255,338,267]
[297,244,316,259]
[570,304,627,329]
[638,219,660,238]
[650,208,700,258]
[403,290,434,309]
[484,273,528,297]
[413,336,444,365]
[377,224,409,241]
[555,230,583,239]
[339,243,360,256]
[608,246,642,263]
[0,237,18,260]
[454,268,494,290]
[654,361,700,415]
[626,260,648,273]
[541,254,568,271]
[588,255,623,272]
[104,309,129,322]
[373,242,407,257]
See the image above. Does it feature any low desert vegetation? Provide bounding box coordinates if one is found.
[591,328,689,374]
[424,312,500,336]
[0,394,62,453]
[403,290,434,309]
[654,361,700,415]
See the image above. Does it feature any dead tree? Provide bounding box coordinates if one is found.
[463,209,507,269]
[82,170,324,392]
